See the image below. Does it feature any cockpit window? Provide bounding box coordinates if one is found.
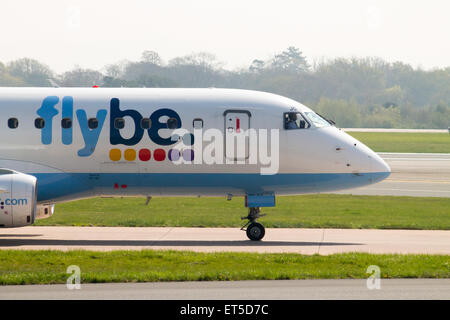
[284,112,310,130]
[304,112,331,128]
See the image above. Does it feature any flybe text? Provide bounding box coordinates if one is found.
[37,96,181,157]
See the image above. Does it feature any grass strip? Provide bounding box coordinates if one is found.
[0,250,448,285]
[348,132,450,153]
[35,194,450,230]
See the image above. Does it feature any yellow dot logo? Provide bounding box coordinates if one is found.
[109,149,121,161]
[124,149,136,161]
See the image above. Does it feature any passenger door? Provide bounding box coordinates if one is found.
[224,110,251,161]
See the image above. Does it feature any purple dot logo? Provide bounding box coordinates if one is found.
[168,149,180,161]
[168,149,194,162]
[182,149,194,161]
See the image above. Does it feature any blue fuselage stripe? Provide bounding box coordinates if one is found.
[32,172,390,202]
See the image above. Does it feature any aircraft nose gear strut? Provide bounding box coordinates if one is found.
[241,207,266,241]
[240,193,275,241]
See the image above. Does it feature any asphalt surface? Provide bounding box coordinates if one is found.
[1,279,449,300]
[1,226,448,254]
[333,153,450,197]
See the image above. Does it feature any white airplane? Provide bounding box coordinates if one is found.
[0,87,390,240]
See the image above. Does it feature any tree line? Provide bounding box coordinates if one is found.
[1,47,449,129]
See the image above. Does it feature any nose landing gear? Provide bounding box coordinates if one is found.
[238,193,275,241]
[241,207,266,241]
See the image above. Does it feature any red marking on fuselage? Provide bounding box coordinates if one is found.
[139,149,151,161]
[236,118,240,133]
[114,183,119,189]
[154,149,166,161]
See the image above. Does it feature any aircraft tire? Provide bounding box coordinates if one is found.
[246,222,265,241]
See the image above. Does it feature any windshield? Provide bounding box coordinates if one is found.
[304,112,331,128]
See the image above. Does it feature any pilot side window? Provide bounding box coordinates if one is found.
[35,118,45,129]
[284,112,310,130]
[8,118,18,129]
[114,118,125,129]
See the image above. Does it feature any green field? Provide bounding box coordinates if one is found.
[348,132,450,153]
[0,250,448,285]
[35,194,450,230]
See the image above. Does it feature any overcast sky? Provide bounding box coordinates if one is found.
[1,0,449,73]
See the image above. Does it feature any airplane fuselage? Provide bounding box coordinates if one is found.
[0,87,390,204]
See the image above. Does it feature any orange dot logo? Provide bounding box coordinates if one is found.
[109,149,121,161]
[124,149,136,161]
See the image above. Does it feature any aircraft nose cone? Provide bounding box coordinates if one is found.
[370,152,391,174]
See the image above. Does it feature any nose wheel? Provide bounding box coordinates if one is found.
[241,207,266,241]
[246,222,265,241]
